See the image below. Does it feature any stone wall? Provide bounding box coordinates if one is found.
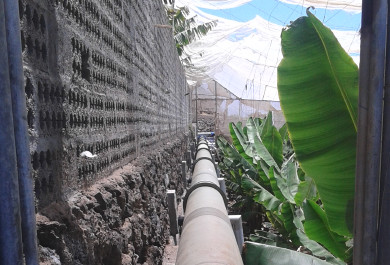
[18,0,190,264]
[37,137,188,265]
[19,0,189,210]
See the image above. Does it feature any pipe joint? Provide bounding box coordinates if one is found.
[183,180,228,212]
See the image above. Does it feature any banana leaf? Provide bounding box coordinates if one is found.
[294,176,317,206]
[303,200,350,261]
[269,167,286,201]
[243,242,332,265]
[229,122,254,164]
[261,112,284,167]
[295,229,345,265]
[245,176,282,211]
[279,123,288,142]
[217,136,258,179]
[276,202,300,246]
[246,117,259,144]
[257,159,271,185]
[269,161,299,204]
[253,133,280,170]
[277,10,358,236]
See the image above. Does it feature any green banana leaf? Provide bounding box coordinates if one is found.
[277,10,358,236]
[294,176,317,206]
[217,136,258,179]
[281,158,300,202]
[246,176,282,211]
[279,123,288,142]
[256,159,271,185]
[243,242,332,265]
[268,161,299,204]
[253,133,280,170]
[269,167,286,201]
[303,200,350,261]
[246,117,259,145]
[229,122,254,164]
[277,202,300,246]
[295,229,345,265]
[250,230,287,247]
[261,112,284,167]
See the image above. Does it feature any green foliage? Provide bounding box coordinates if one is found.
[163,5,217,57]
[218,113,347,264]
[278,9,358,237]
[243,242,332,265]
[219,10,359,265]
[302,201,350,261]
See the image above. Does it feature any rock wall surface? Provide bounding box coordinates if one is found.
[19,0,189,210]
[37,136,188,265]
[18,0,190,263]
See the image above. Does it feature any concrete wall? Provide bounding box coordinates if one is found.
[19,0,189,210]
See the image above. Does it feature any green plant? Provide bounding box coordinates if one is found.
[219,9,358,265]
[163,4,217,57]
[218,113,347,264]
[244,242,332,265]
[278,9,358,238]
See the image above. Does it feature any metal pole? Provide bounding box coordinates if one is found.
[377,4,390,264]
[4,0,38,263]
[195,84,198,136]
[354,0,388,264]
[214,80,217,134]
[0,1,23,264]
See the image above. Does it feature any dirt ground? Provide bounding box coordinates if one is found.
[162,236,179,265]
[162,199,184,265]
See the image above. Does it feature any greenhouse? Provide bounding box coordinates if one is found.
[0,0,388,264]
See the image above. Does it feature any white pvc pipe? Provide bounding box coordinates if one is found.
[176,139,243,265]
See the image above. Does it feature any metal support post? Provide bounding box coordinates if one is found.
[218,178,227,196]
[354,0,388,264]
[0,2,23,263]
[181,161,187,189]
[4,0,38,263]
[167,190,178,245]
[229,215,244,254]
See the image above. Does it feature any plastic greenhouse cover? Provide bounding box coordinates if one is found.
[175,0,254,9]
[175,0,361,101]
[279,0,361,12]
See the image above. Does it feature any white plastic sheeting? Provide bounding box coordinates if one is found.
[177,0,253,9]
[192,79,285,137]
[175,0,361,101]
[176,0,361,11]
[279,0,361,12]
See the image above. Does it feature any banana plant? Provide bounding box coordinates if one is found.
[278,8,358,237]
[163,4,217,56]
[243,242,333,265]
[218,114,346,264]
[221,10,358,265]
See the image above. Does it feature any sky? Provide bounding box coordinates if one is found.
[199,0,361,31]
